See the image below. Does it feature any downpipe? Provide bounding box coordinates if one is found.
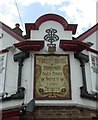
[1,52,29,102]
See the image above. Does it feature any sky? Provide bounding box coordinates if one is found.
[0,0,98,36]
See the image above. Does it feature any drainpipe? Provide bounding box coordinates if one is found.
[74,52,98,101]
[14,52,29,90]
[1,52,29,101]
[17,59,23,90]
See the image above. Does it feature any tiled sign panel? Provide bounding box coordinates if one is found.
[34,54,71,100]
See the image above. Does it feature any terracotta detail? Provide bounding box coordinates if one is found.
[14,40,44,51]
[25,14,77,37]
[59,40,89,52]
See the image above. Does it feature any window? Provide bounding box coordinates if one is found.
[89,52,98,93]
[91,55,98,73]
[0,53,7,95]
[0,55,5,73]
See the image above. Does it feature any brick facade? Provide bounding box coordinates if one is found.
[20,106,96,120]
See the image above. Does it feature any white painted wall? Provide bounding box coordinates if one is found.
[34,50,96,109]
[83,30,97,50]
[1,48,97,110]
[30,21,72,40]
[0,28,19,51]
[83,31,98,94]
[0,21,97,111]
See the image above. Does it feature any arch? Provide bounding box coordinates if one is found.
[35,14,68,30]
[25,14,77,37]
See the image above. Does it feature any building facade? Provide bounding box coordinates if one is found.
[0,14,98,120]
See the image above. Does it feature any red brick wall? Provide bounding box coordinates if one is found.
[1,106,96,120]
[24,106,96,120]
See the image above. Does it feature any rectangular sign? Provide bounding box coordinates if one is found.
[34,54,71,100]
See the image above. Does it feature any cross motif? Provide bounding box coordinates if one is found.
[44,28,59,47]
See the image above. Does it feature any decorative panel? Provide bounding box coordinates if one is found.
[34,54,71,100]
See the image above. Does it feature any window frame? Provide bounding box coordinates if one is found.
[0,53,7,94]
[89,52,98,93]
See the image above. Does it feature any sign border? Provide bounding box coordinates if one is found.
[34,54,71,100]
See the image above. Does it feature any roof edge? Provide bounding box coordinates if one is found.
[25,14,78,39]
[0,22,25,42]
[75,23,98,41]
